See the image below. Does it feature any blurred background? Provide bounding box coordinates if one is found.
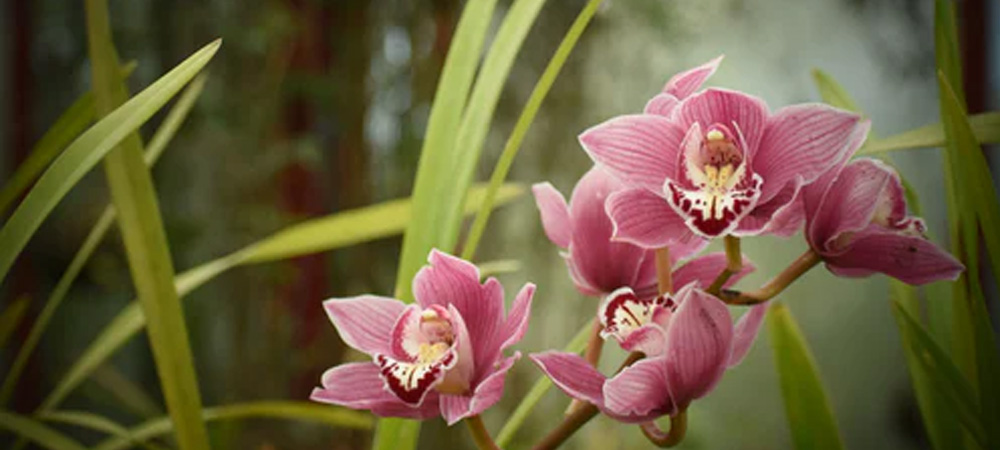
[2,0,998,448]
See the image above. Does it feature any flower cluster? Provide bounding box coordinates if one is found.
[309,56,963,448]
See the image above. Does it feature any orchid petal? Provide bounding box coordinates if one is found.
[754,105,863,202]
[665,287,733,408]
[663,55,723,99]
[414,250,504,370]
[606,187,696,249]
[644,94,680,117]
[569,167,653,293]
[826,226,964,285]
[728,304,767,367]
[440,354,519,425]
[603,358,676,421]
[618,324,668,356]
[532,183,572,248]
[672,252,755,290]
[676,88,769,157]
[734,180,803,237]
[579,114,686,192]
[530,352,606,407]
[807,159,895,253]
[323,295,405,356]
[500,284,535,351]
[311,363,442,420]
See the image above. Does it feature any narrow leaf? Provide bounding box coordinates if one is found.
[92,402,372,450]
[463,0,602,259]
[768,303,844,450]
[85,1,211,448]
[0,411,87,450]
[0,39,220,282]
[891,298,985,446]
[0,63,137,218]
[0,295,30,349]
[495,319,592,447]
[861,112,1000,154]
[39,411,165,450]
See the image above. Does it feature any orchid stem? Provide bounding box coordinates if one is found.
[531,352,644,450]
[566,319,606,416]
[718,249,822,305]
[655,247,673,295]
[640,410,688,448]
[707,235,742,295]
[466,415,501,450]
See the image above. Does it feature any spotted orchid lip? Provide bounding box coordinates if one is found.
[598,287,675,357]
[665,122,763,238]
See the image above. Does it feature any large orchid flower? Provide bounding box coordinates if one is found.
[579,55,863,246]
[802,145,963,285]
[533,166,706,299]
[310,250,534,425]
[531,284,766,423]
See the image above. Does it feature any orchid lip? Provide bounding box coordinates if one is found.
[599,287,675,344]
[376,305,469,406]
[666,122,763,238]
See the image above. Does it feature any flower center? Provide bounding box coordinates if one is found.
[699,127,745,194]
[415,309,453,364]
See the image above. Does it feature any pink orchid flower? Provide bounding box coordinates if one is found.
[802,147,963,285]
[579,55,863,245]
[533,166,706,298]
[310,250,534,425]
[531,284,766,423]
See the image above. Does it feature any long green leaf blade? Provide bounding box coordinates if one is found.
[768,303,844,450]
[393,0,499,301]
[39,411,166,450]
[463,0,602,259]
[0,295,29,349]
[0,411,87,450]
[890,298,985,446]
[85,2,211,448]
[92,402,372,450]
[861,112,1000,154]
[0,63,137,218]
[41,184,522,411]
[0,39,220,282]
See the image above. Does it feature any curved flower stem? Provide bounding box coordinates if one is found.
[640,410,688,447]
[655,247,673,295]
[717,249,822,305]
[466,415,501,450]
[707,235,742,295]
[531,352,644,450]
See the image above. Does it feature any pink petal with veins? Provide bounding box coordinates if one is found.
[579,114,686,192]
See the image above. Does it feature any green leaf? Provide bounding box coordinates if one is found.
[38,411,166,450]
[861,112,1000,155]
[243,184,523,264]
[91,364,165,419]
[393,0,500,302]
[0,295,29,349]
[462,0,603,259]
[0,39,220,283]
[890,281,965,450]
[768,303,844,450]
[938,73,1000,449]
[890,297,985,446]
[91,402,372,450]
[85,2,211,448]
[0,411,87,450]
[810,69,861,113]
[477,259,523,278]
[40,184,522,412]
[0,74,207,407]
[0,63,137,218]
[495,319,593,448]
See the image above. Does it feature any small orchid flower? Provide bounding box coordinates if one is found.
[579,55,863,245]
[802,143,963,285]
[310,250,534,425]
[533,166,706,299]
[531,285,766,422]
